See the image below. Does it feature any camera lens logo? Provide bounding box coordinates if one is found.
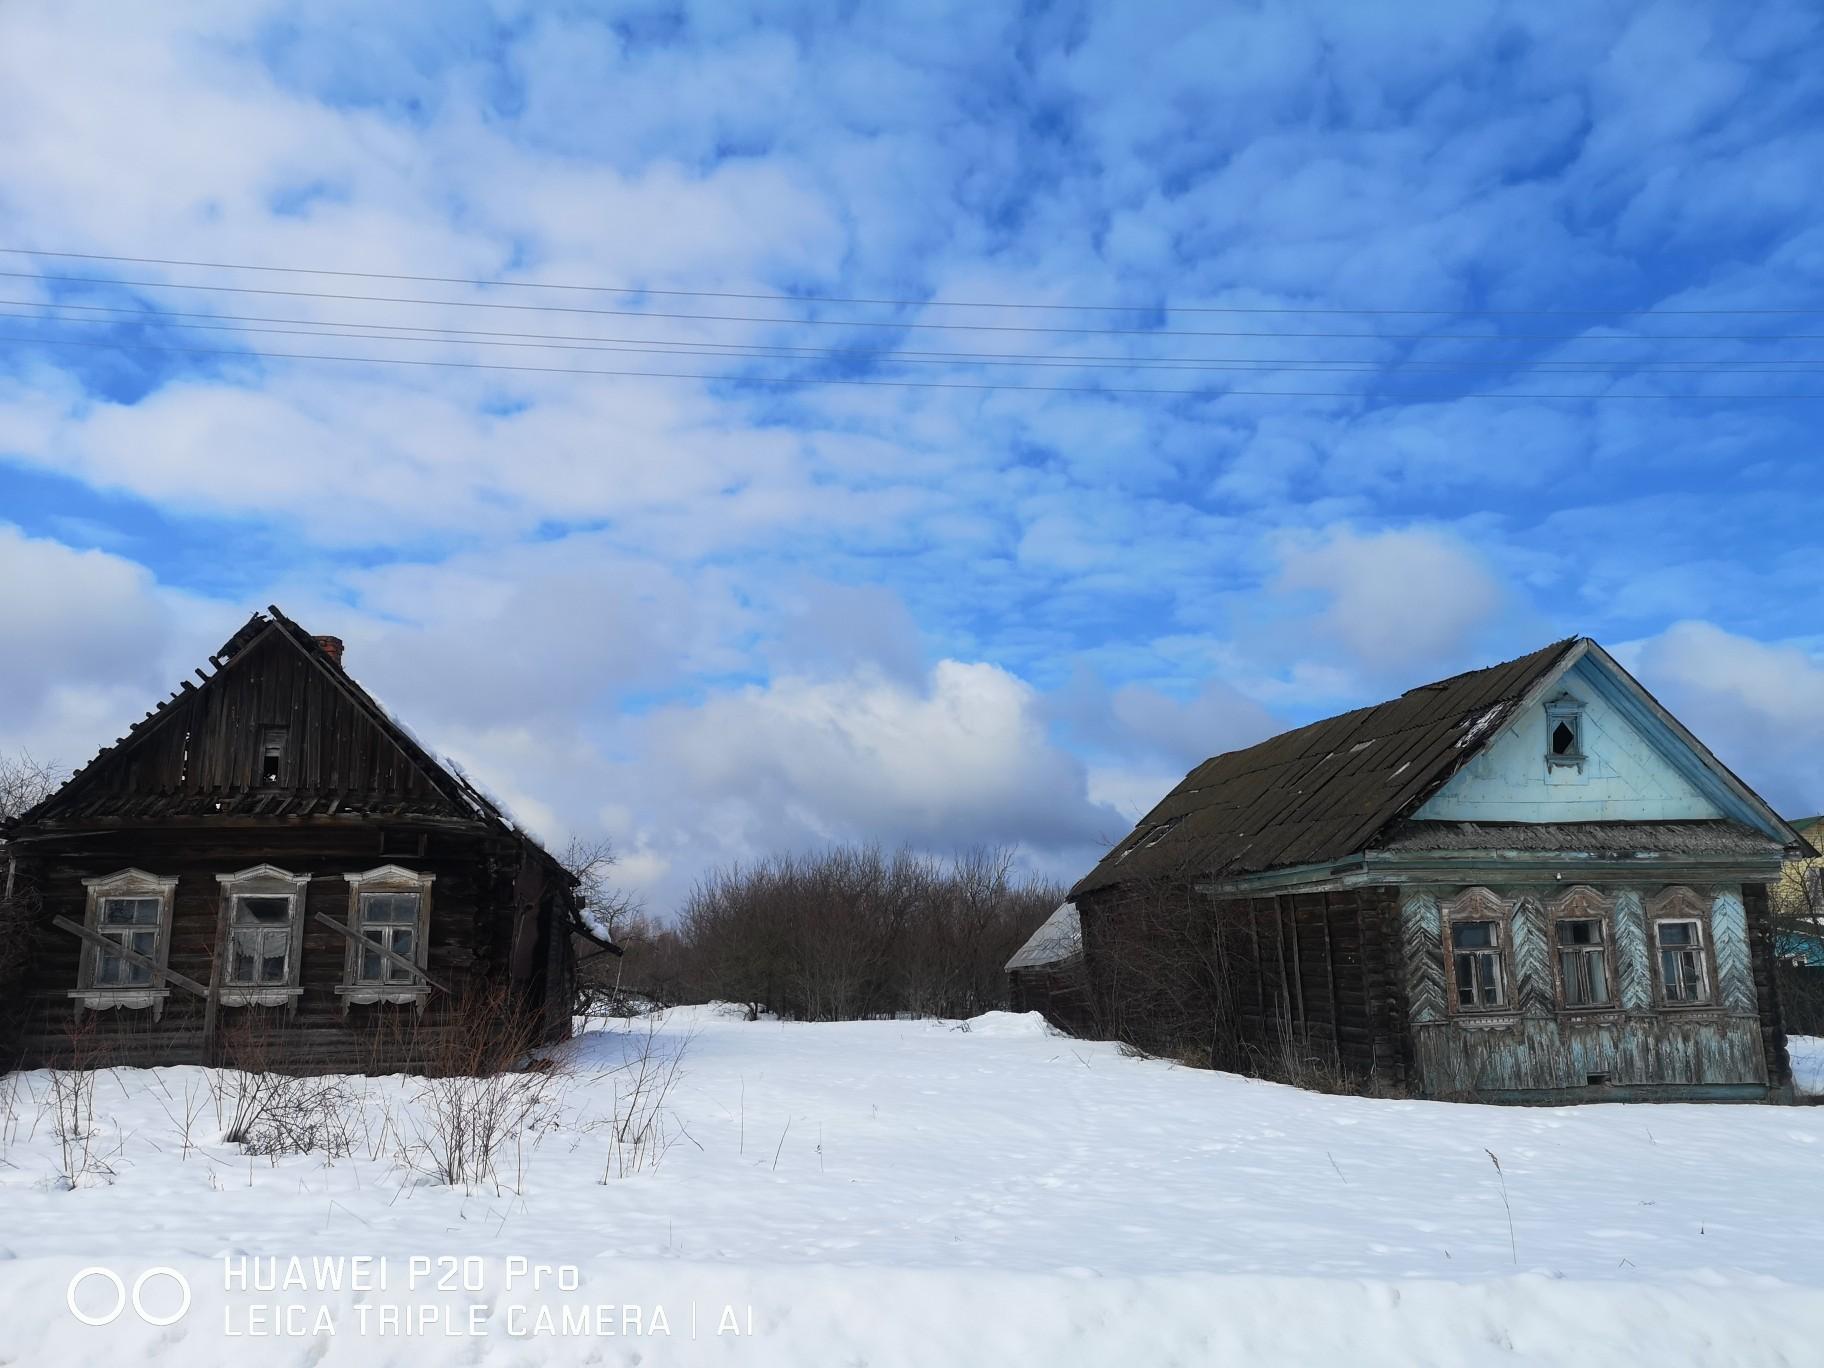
[66,1266,192,1326]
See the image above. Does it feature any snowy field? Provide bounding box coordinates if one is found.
[1,1008,1820,1367]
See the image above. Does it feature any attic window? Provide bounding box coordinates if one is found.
[1543,694,1585,770]
[260,727,287,784]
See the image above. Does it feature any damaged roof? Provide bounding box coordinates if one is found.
[1070,635,1808,899]
[1071,639,1586,898]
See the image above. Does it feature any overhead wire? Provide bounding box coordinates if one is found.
[8,331,1822,400]
[3,246,1820,317]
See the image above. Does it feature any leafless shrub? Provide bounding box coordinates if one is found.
[675,845,1061,1021]
[239,1077,359,1159]
[398,981,564,1192]
[41,1014,112,1188]
[599,1013,690,1180]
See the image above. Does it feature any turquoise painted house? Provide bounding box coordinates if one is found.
[1070,638,1808,1103]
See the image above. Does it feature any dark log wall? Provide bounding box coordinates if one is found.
[1076,882,1407,1089]
[1744,882,1793,1088]
[1008,961,1095,1037]
[4,821,550,1072]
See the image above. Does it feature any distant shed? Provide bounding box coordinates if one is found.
[1005,901,1094,1034]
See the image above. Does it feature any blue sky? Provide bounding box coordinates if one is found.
[5,1,1824,906]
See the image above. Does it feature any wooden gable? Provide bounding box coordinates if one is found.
[14,612,473,826]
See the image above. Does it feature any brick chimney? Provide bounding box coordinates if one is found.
[313,634,346,668]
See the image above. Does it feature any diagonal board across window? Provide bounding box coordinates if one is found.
[70,869,180,1017]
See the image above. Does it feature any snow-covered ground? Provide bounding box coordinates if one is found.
[1792,1034,1823,1096]
[1,1007,1820,1366]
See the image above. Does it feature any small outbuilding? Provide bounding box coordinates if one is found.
[1004,901,1093,1034]
[1069,637,1809,1102]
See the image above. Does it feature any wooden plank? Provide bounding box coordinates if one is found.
[51,915,211,999]
[311,911,451,994]
[201,879,234,1059]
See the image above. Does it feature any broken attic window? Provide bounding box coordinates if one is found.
[1543,693,1586,768]
[260,727,287,784]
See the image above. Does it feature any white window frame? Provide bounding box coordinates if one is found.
[69,868,179,1017]
[214,865,311,1008]
[336,865,435,1009]
[1653,917,1712,1007]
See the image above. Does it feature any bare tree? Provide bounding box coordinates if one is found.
[673,844,1063,1022]
[563,835,642,942]
[0,751,58,825]
[2,752,62,1053]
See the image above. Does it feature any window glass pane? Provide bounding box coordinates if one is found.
[102,897,160,925]
[1659,921,1695,946]
[95,947,125,985]
[1557,919,1601,946]
[260,933,288,984]
[234,895,292,925]
[231,931,257,983]
[362,892,418,924]
[1452,921,1494,949]
[360,948,382,981]
[1588,955,1609,1004]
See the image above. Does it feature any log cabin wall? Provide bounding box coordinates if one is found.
[5,822,533,1072]
[1,824,569,1079]
[1075,882,1407,1089]
[1395,880,1785,1100]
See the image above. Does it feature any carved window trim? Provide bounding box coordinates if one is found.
[214,865,311,1008]
[70,868,179,1017]
[1547,885,1618,1013]
[1646,886,1718,1010]
[337,865,435,1009]
[1442,887,1514,1016]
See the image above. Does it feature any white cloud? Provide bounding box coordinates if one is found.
[646,659,1117,860]
[1621,621,1824,816]
[0,524,224,769]
[1274,524,1506,674]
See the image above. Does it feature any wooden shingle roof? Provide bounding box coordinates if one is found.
[1070,638,1582,897]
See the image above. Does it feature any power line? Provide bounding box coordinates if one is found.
[10,298,1821,372]
[12,306,1824,375]
[6,269,1819,342]
[7,332,1819,399]
[4,246,1819,318]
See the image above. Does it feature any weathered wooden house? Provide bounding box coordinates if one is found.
[1070,638,1809,1103]
[0,607,617,1072]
